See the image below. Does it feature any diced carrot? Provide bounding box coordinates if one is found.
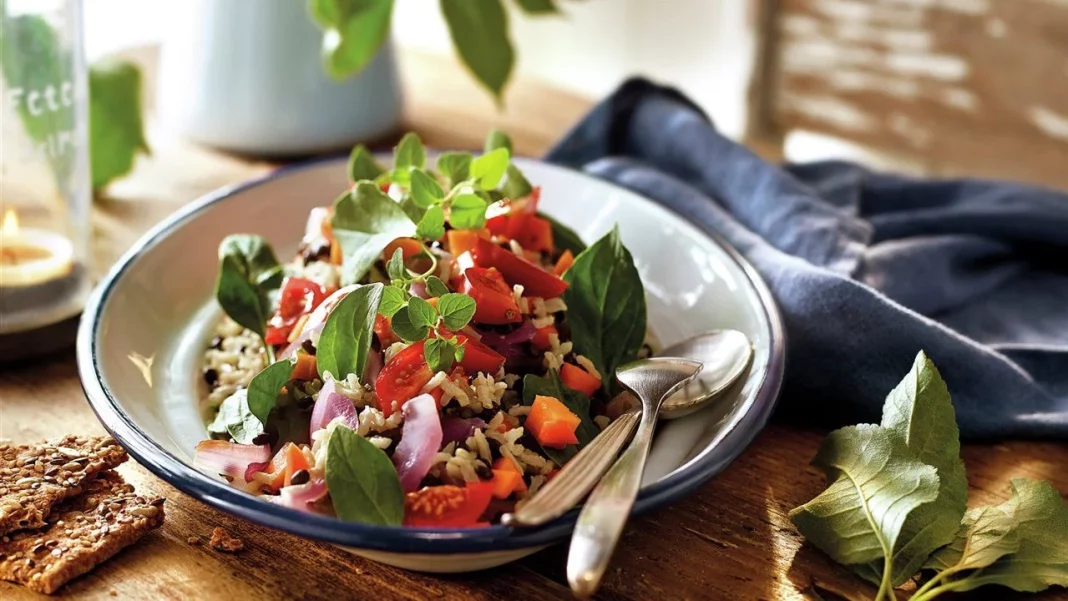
[447,229,489,256]
[526,395,581,448]
[531,325,557,351]
[330,240,342,265]
[383,237,425,262]
[553,250,574,276]
[493,455,523,474]
[490,456,527,498]
[292,352,318,381]
[560,363,602,397]
[262,443,313,490]
[534,420,580,448]
[428,297,439,309]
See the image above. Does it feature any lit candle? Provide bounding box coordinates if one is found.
[0,209,74,287]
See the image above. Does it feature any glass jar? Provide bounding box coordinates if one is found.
[0,0,91,352]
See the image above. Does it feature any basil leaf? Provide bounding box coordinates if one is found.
[521,371,599,466]
[864,352,968,585]
[416,205,446,241]
[437,293,476,331]
[317,283,384,381]
[425,276,450,298]
[246,359,296,425]
[398,195,427,224]
[789,424,940,569]
[540,212,586,254]
[89,59,150,190]
[209,390,264,445]
[439,0,514,102]
[390,306,428,342]
[423,337,455,373]
[513,0,558,14]
[406,296,438,328]
[484,129,513,154]
[326,425,405,525]
[562,226,645,393]
[331,182,416,285]
[470,147,510,189]
[215,235,283,338]
[411,168,444,209]
[449,193,488,230]
[347,143,385,182]
[308,0,393,81]
[378,285,406,318]
[436,151,473,187]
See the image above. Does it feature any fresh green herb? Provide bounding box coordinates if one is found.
[562,226,646,393]
[450,193,489,230]
[437,293,476,331]
[484,128,513,154]
[326,425,405,526]
[416,205,446,240]
[89,59,150,190]
[439,0,515,103]
[791,352,1068,601]
[390,304,428,343]
[470,147,510,190]
[214,235,284,341]
[406,296,438,329]
[246,359,296,425]
[378,285,407,318]
[386,247,406,282]
[513,0,559,14]
[411,168,445,209]
[347,143,385,182]
[390,132,426,185]
[541,213,586,254]
[436,152,473,187]
[331,182,416,285]
[425,276,450,298]
[484,129,532,199]
[521,371,599,466]
[208,390,265,445]
[317,283,384,381]
[423,337,458,373]
[398,195,427,224]
[308,0,394,81]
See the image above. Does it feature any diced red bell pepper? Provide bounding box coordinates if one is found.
[470,239,568,300]
[560,363,602,397]
[531,325,557,351]
[525,395,581,449]
[506,213,554,254]
[553,249,574,276]
[460,267,522,324]
[265,277,328,346]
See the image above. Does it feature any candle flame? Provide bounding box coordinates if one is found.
[1,209,18,236]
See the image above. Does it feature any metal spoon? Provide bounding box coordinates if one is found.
[567,357,703,597]
[501,330,752,528]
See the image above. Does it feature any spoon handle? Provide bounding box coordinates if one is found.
[567,409,658,596]
[502,409,640,527]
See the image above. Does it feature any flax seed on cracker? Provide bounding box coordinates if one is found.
[0,471,164,595]
[0,436,127,536]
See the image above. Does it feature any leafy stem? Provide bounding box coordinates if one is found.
[910,577,973,601]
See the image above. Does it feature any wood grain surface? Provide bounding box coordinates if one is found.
[2,47,1066,601]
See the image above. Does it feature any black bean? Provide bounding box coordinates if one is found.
[289,469,310,485]
[475,463,493,480]
[203,369,219,387]
[301,339,316,356]
[251,433,272,446]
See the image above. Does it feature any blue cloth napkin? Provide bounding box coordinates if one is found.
[545,79,1068,440]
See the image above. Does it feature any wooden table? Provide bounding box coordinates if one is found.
[3,47,1067,601]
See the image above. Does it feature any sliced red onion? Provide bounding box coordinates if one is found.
[364,349,383,384]
[280,284,357,360]
[243,461,270,482]
[409,281,428,299]
[392,394,442,492]
[441,417,487,445]
[309,375,358,437]
[193,440,272,482]
[477,320,536,349]
[275,479,328,513]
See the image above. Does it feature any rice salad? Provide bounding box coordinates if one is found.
[194,130,653,528]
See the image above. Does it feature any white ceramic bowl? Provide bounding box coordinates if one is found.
[77,157,785,572]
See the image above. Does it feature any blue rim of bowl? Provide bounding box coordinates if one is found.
[77,156,786,555]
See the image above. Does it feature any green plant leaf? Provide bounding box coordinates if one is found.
[562,226,645,393]
[386,247,407,281]
[317,283,384,381]
[390,306,428,342]
[425,276,450,298]
[209,390,265,445]
[484,129,513,154]
[326,425,405,525]
[470,147,510,189]
[411,168,445,208]
[416,205,446,240]
[439,0,515,102]
[521,371,599,466]
[214,235,284,338]
[923,504,1021,575]
[856,352,969,585]
[406,296,438,328]
[308,0,393,80]
[437,293,476,331]
[246,359,296,425]
[789,425,941,579]
[483,129,530,200]
[378,285,406,318]
[331,182,417,285]
[423,337,456,373]
[398,195,427,224]
[449,193,488,230]
[540,212,586,254]
[391,131,426,185]
[89,59,150,190]
[513,0,559,14]
[436,151,473,187]
[347,143,385,182]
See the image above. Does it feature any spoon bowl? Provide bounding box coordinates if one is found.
[660,330,754,419]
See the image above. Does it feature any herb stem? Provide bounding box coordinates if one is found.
[875,562,895,601]
[911,569,953,599]
[264,340,276,365]
[909,578,971,601]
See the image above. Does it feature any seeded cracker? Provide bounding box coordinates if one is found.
[0,471,164,594]
[0,436,128,535]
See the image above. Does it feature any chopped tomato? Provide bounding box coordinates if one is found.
[506,213,553,254]
[455,335,505,374]
[560,363,602,397]
[553,249,574,276]
[470,239,568,299]
[526,395,581,449]
[375,341,433,417]
[383,237,425,262]
[461,267,522,324]
[486,214,510,238]
[261,443,312,491]
[265,277,327,346]
[446,229,489,256]
[292,351,318,381]
[404,481,494,528]
[374,313,398,346]
[531,324,556,351]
